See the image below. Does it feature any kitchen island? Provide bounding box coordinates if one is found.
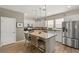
[24,30,57,53]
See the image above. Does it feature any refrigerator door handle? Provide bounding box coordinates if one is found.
[62,27,65,32]
[66,29,67,32]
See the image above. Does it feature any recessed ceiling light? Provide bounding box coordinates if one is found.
[67,6,72,8]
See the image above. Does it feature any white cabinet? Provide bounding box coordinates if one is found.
[64,14,79,21]
[55,30,62,42]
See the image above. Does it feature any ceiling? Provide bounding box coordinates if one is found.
[0,5,79,18]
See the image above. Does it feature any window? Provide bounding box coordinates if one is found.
[55,18,64,28]
[45,20,54,28]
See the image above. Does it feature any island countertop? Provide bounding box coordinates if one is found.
[24,30,57,39]
[24,30,57,53]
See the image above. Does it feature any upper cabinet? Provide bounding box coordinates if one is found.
[64,14,79,21]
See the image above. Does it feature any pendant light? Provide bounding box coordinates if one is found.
[43,5,48,28]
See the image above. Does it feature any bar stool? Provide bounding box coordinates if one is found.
[24,33,31,46]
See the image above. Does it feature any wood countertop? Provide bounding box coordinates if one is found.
[24,30,57,39]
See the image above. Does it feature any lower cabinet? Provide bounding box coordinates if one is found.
[55,30,62,42]
[30,34,56,53]
[31,35,38,47]
[31,35,45,52]
[38,39,45,52]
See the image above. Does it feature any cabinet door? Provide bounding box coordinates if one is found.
[31,35,38,47]
[55,31,62,42]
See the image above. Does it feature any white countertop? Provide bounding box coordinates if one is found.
[45,33,57,39]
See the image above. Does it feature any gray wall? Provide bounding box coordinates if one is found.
[0,7,24,41]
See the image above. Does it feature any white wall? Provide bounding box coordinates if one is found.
[24,19,35,27]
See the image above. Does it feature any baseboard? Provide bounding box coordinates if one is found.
[0,44,3,47]
[0,39,25,47]
[15,39,25,43]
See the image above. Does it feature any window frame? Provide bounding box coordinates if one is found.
[55,18,64,29]
[45,20,54,28]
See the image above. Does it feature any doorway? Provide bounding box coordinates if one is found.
[1,17,16,46]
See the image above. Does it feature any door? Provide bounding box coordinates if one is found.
[1,17,16,46]
[70,21,75,39]
[75,21,79,40]
[66,21,70,38]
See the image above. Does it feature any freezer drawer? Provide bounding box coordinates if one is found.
[66,38,72,46]
[71,39,79,48]
[63,37,72,46]
[62,37,67,45]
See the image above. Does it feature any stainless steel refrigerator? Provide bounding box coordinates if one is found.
[62,21,79,48]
